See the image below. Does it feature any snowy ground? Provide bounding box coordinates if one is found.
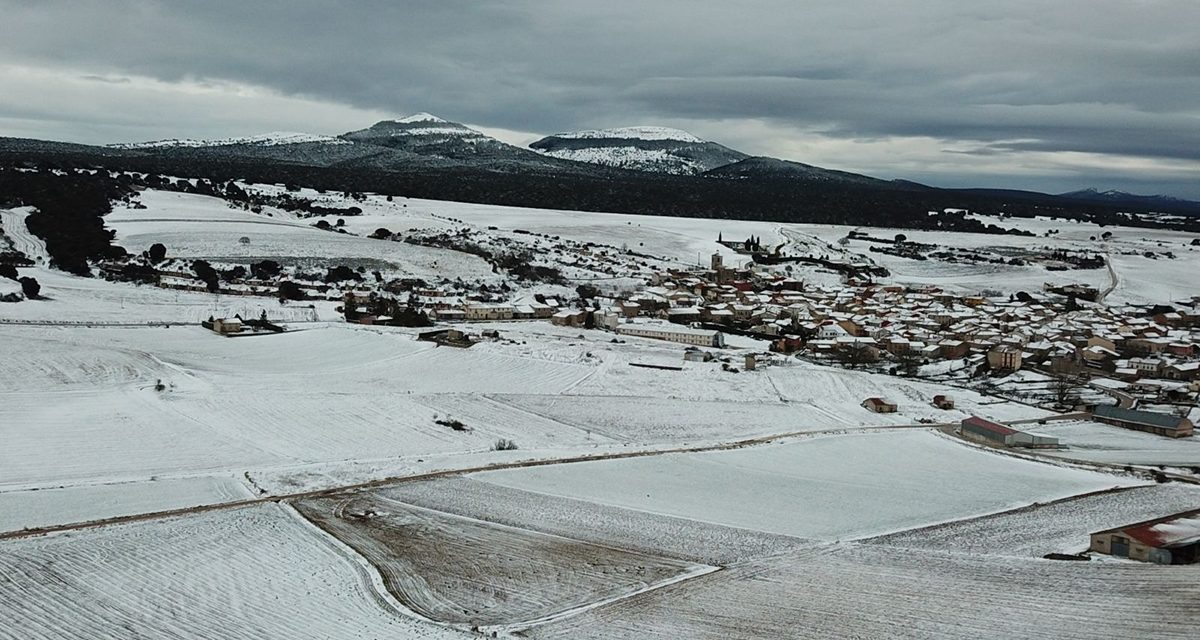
[0,503,469,640]
[1032,419,1200,466]
[476,430,1141,541]
[4,188,1199,638]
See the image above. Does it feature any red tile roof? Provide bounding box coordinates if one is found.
[962,416,1018,436]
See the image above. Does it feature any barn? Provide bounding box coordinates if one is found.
[861,397,897,413]
[1091,405,1193,438]
[1091,509,1200,564]
[960,417,1059,448]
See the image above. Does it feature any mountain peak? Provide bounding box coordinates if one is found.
[391,112,449,124]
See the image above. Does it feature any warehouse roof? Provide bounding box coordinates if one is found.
[962,416,1018,436]
[1093,405,1189,430]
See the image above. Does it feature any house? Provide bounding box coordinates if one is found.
[861,397,897,413]
[464,303,515,321]
[550,309,587,327]
[987,345,1024,371]
[1090,509,1200,564]
[616,322,725,348]
[1091,405,1193,438]
[932,394,955,410]
[959,416,1059,448]
[205,316,242,335]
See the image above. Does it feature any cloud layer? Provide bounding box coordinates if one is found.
[1,1,1197,196]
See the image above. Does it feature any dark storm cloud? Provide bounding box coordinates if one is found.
[1,0,1197,194]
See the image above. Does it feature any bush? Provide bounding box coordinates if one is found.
[0,263,17,280]
[19,276,40,298]
[148,243,167,263]
[277,280,305,301]
[492,438,519,451]
[250,259,282,280]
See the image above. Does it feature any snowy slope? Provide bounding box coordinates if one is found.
[110,132,352,149]
[530,126,747,175]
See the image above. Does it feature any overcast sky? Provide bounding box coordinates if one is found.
[2,1,1197,197]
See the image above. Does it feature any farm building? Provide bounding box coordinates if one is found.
[1091,405,1193,438]
[1090,509,1200,564]
[960,417,1059,448]
[616,323,725,348]
[932,394,955,410]
[861,397,897,413]
[203,316,242,335]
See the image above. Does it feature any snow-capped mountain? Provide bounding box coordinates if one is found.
[529,126,747,175]
[339,113,572,170]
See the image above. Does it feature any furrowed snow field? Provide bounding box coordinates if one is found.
[868,483,1200,557]
[0,504,468,640]
[477,430,1141,541]
[525,542,1200,640]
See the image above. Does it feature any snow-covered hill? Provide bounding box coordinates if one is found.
[529,126,747,175]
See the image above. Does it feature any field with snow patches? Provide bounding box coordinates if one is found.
[1032,419,1200,466]
[294,494,707,627]
[477,430,1140,541]
[0,503,468,640]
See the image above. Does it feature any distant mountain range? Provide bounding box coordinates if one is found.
[2,112,1198,230]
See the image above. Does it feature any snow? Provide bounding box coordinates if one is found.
[0,475,252,532]
[0,503,469,639]
[476,430,1139,541]
[392,112,450,124]
[870,482,1200,557]
[1034,419,1200,466]
[539,147,703,174]
[110,132,351,148]
[550,126,705,143]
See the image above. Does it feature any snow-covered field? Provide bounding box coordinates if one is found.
[477,430,1141,541]
[1033,419,1200,466]
[869,482,1200,557]
[4,188,1199,639]
[0,504,468,640]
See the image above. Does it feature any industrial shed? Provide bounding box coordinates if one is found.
[1091,509,1200,564]
[1091,405,1193,438]
[960,417,1059,448]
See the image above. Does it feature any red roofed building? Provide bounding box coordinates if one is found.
[960,416,1059,448]
[1090,509,1200,564]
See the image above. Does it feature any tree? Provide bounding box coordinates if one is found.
[250,259,281,280]
[191,260,219,292]
[325,265,361,283]
[19,276,40,298]
[315,219,331,230]
[277,281,304,301]
[894,233,907,243]
[335,218,345,227]
[369,227,393,239]
[0,263,17,280]
[148,243,167,263]
[1049,374,1082,408]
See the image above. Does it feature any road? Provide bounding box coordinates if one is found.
[1097,250,1119,303]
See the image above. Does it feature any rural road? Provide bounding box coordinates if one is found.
[1097,250,1119,303]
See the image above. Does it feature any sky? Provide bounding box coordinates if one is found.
[1,0,1197,198]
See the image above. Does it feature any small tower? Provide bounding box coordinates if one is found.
[711,251,724,272]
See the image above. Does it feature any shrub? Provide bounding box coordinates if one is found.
[19,276,40,298]
[492,438,519,451]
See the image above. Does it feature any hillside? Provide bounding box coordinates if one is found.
[529,126,747,175]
